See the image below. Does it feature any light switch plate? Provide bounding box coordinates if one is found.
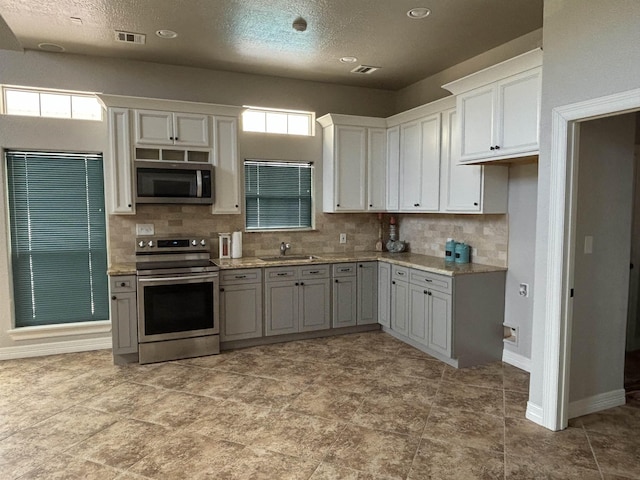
[584,235,593,254]
[339,233,347,244]
[136,223,155,236]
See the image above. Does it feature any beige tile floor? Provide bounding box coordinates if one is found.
[1,331,639,479]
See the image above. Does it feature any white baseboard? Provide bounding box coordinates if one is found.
[502,348,531,372]
[0,336,112,361]
[526,401,544,425]
[568,389,626,419]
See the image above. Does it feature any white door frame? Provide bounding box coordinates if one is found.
[539,87,640,431]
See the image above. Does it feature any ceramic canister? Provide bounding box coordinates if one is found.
[454,242,470,264]
[445,238,456,262]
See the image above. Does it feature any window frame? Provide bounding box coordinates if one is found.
[241,106,315,137]
[244,159,315,232]
[1,85,103,121]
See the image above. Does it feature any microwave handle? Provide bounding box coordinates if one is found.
[196,170,203,198]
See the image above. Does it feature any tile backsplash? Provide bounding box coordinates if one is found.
[108,206,508,268]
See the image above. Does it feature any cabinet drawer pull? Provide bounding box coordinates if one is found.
[309,270,320,274]
[276,272,289,276]
[235,275,247,279]
[338,268,351,272]
[397,271,405,276]
[424,279,432,283]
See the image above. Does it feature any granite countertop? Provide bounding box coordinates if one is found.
[109,252,506,277]
[213,251,506,277]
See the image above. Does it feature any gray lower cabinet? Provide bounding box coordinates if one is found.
[389,264,504,367]
[265,264,330,336]
[357,261,378,325]
[332,263,357,328]
[377,262,391,328]
[109,275,138,355]
[390,266,410,336]
[220,268,263,342]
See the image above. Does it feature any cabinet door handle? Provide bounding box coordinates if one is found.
[111,295,116,300]
[335,279,339,283]
[369,204,373,207]
[424,290,428,295]
[300,282,305,286]
[495,145,500,150]
[474,202,479,206]
[359,264,363,268]
[490,146,495,150]
[414,203,419,207]
[392,281,396,285]
[169,136,174,140]
[428,291,432,296]
[220,287,225,292]
[295,282,299,286]
[120,282,126,287]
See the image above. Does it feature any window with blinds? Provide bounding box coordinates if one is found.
[244,160,313,231]
[6,151,108,327]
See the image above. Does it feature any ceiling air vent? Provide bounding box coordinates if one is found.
[115,31,146,45]
[350,65,380,74]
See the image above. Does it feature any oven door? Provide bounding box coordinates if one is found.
[137,271,219,343]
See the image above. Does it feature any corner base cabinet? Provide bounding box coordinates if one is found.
[387,266,505,368]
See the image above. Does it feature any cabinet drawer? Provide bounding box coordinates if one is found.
[221,268,262,285]
[265,266,298,281]
[332,263,356,277]
[110,275,136,293]
[410,269,452,294]
[391,265,410,281]
[301,264,330,279]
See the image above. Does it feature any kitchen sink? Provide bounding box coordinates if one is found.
[259,255,320,262]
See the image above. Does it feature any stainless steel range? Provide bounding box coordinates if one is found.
[136,236,219,364]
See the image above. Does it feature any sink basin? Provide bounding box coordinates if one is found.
[259,255,320,262]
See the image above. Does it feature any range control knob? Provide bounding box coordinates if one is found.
[138,241,145,248]
[147,241,154,248]
[200,239,206,247]
[191,239,197,246]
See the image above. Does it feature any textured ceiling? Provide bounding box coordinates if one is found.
[0,0,543,90]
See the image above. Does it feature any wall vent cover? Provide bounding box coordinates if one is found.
[350,65,380,74]
[115,31,146,44]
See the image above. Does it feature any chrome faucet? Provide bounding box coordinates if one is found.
[280,242,291,256]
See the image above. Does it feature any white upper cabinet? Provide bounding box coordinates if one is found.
[318,114,387,213]
[211,116,241,214]
[135,110,210,147]
[443,48,542,164]
[398,114,441,212]
[106,107,135,214]
[439,108,508,214]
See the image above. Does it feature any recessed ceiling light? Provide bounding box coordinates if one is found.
[38,43,65,52]
[340,56,358,64]
[156,29,178,39]
[407,7,431,19]
[292,17,307,32]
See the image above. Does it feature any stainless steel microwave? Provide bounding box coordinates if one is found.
[135,161,213,205]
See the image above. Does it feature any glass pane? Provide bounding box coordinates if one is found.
[242,110,266,132]
[266,112,288,134]
[40,93,71,118]
[71,95,102,120]
[288,114,310,135]
[5,90,40,116]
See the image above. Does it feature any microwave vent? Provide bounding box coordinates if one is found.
[115,31,146,45]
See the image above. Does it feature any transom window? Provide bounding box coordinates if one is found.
[244,160,313,231]
[242,107,314,136]
[2,86,102,121]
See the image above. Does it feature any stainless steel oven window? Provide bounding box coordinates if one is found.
[137,272,219,342]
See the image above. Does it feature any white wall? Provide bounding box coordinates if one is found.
[530,0,640,410]
[504,163,538,363]
[569,114,635,405]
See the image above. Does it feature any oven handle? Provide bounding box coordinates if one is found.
[138,274,218,283]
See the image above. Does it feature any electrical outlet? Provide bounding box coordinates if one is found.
[519,283,529,297]
[136,223,154,236]
[339,233,347,244]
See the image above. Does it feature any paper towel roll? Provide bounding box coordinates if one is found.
[231,231,243,258]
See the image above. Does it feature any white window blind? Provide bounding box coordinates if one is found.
[244,160,313,230]
[6,151,108,327]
